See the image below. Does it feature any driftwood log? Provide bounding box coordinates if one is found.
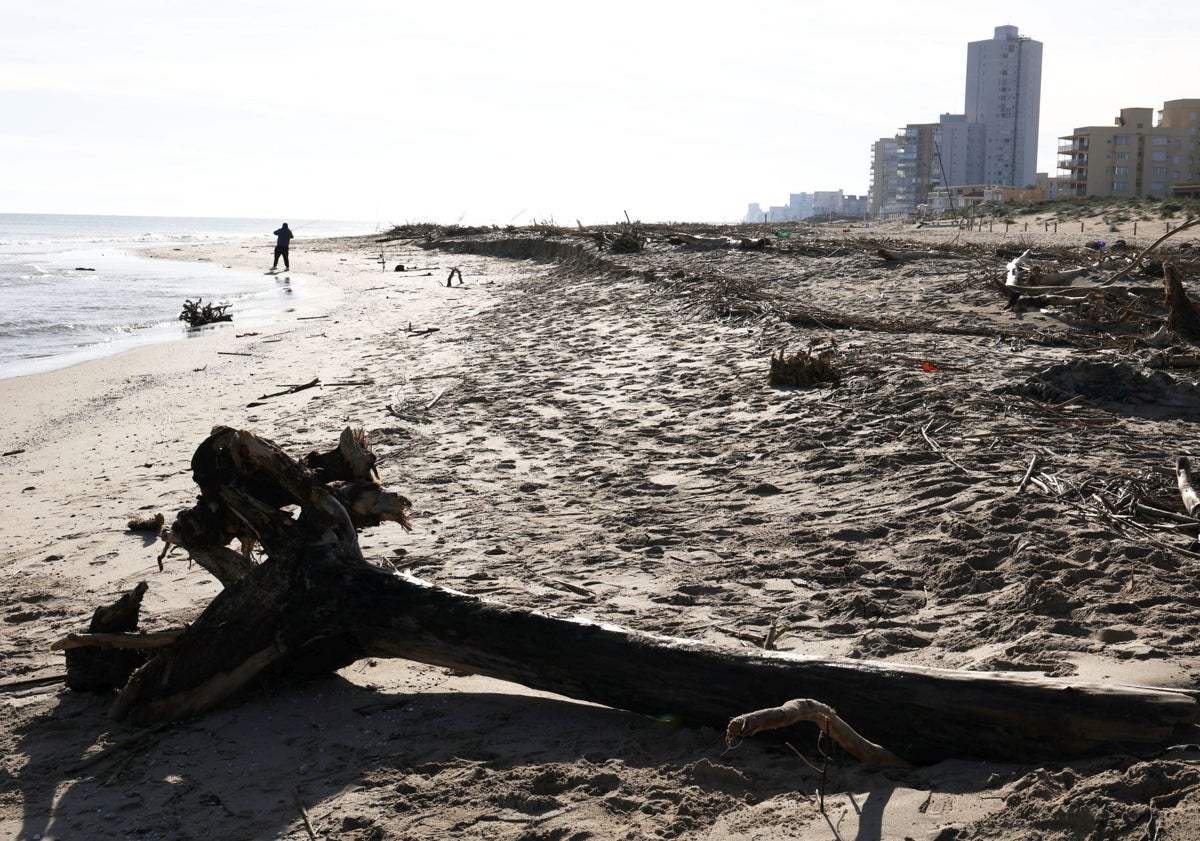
[64,427,1200,764]
[63,581,151,692]
[179,298,232,328]
[1178,456,1200,518]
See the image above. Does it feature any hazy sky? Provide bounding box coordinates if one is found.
[3,1,1197,226]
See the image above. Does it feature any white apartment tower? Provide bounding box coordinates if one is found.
[964,25,1043,187]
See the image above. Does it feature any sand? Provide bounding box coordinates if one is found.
[4,212,1200,840]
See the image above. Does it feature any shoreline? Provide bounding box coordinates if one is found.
[0,239,338,382]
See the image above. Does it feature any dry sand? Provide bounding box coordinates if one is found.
[4,213,1200,840]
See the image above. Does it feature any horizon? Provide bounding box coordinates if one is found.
[3,1,1198,226]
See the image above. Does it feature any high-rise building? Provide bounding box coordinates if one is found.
[963,25,1043,188]
[869,137,900,218]
[867,25,1043,218]
[871,124,947,217]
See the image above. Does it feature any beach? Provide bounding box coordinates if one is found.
[6,212,1200,840]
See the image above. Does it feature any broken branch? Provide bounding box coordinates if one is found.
[726,698,912,768]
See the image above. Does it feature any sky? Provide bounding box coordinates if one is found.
[2,1,1198,226]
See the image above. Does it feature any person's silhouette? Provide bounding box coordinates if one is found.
[272,223,293,270]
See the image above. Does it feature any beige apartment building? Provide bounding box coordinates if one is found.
[1058,99,1200,198]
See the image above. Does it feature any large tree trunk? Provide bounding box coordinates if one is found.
[97,428,1200,764]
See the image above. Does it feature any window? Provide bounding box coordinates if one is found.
[1114,166,1128,175]
[1116,136,1131,146]
[1152,167,1167,176]
[1113,182,1128,191]
[1152,136,1170,146]
[1116,152,1130,161]
[1152,151,1168,162]
[1151,182,1165,192]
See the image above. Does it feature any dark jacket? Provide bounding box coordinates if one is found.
[274,226,293,248]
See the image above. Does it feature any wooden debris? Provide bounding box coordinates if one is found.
[1164,264,1200,340]
[726,698,912,768]
[424,389,447,410]
[68,427,1200,763]
[1178,456,1200,517]
[768,343,839,388]
[52,629,185,651]
[544,577,595,599]
[1017,453,1042,494]
[64,581,151,692]
[258,378,320,400]
[921,420,970,474]
[1027,264,1090,286]
[304,426,379,482]
[873,244,944,262]
[126,512,164,533]
[1005,250,1032,286]
[178,298,232,328]
[1107,217,1200,284]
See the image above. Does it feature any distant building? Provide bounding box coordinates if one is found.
[812,190,844,217]
[789,193,815,221]
[963,25,1043,188]
[869,137,901,218]
[928,184,1046,214]
[936,113,973,188]
[1058,100,1200,198]
[747,189,863,223]
[842,195,868,218]
[871,124,946,218]
[870,25,1042,218]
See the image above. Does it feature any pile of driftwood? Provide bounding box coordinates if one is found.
[998,219,1200,341]
[586,213,647,254]
[179,298,232,328]
[768,342,839,388]
[51,426,1200,764]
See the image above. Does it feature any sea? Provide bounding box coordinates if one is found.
[0,213,379,381]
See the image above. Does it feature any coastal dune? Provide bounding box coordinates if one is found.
[5,215,1200,839]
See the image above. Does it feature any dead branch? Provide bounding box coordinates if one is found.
[258,378,321,400]
[1017,453,1042,494]
[52,630,186,651]
[726,698,912,768]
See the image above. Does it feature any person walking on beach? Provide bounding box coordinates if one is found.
[272,223,293,271]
